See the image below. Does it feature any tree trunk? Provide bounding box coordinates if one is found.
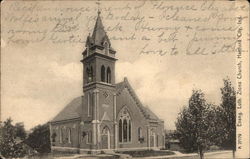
[232,150,235,159]
[199,147,204,159]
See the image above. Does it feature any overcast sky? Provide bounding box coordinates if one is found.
[1,1,237,130]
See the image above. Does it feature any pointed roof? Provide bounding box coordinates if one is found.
[116,78,162,122]
[91,11,109,46]
[51,96,82,122]
[83,10,116,56]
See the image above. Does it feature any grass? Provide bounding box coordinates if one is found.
[27,152,76,159]
[118,150,175,157]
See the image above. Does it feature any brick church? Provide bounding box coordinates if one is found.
[50,10,165,154]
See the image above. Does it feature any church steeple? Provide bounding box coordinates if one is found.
[91,11,107,46]
[84,11,114,58]
[81,10,117,91]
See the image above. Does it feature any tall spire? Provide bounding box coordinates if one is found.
[91,12,106,46]
[90,1,109,46]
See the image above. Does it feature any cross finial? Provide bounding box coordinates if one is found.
[96,0,101,15]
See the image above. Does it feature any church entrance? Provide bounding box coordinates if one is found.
[150,130,156,147]
[101,126,110,149]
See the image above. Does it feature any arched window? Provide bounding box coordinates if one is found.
[119,119,122,142]
[118,108,131,143]
[86,67,93,83]
[106,67,111,84]
[101,65,105,82]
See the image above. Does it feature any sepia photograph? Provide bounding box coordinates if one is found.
[0,0,249,159]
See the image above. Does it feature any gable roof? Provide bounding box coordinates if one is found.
[144,106,161,121]
[51,96,82,122]
[116,77,162,122]
[51,78,162,123]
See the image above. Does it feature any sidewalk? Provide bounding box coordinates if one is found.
[133,150,232,159]
[55,154,115,159]
[54,150,232,159]
[54,153,130,159]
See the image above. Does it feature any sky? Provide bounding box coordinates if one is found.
[1,1,237,130]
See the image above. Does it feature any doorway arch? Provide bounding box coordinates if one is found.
[101,126,111,149]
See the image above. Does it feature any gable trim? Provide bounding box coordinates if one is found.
[116,78,162,123]
[118,78,153,120]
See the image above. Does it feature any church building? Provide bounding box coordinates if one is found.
[50,11,165,154]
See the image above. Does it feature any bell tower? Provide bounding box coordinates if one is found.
[81,10,117,92]
[80,10,118,150]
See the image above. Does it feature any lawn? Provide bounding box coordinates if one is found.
[118,150,175,157]
[26,153,76,159]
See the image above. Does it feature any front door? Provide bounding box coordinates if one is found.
[150,131,156,147]
[101,126,110,149]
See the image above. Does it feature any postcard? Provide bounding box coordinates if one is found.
[1,1,249,159]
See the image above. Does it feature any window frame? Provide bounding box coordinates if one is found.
[118,108,132,143]
[86,66,93,83]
